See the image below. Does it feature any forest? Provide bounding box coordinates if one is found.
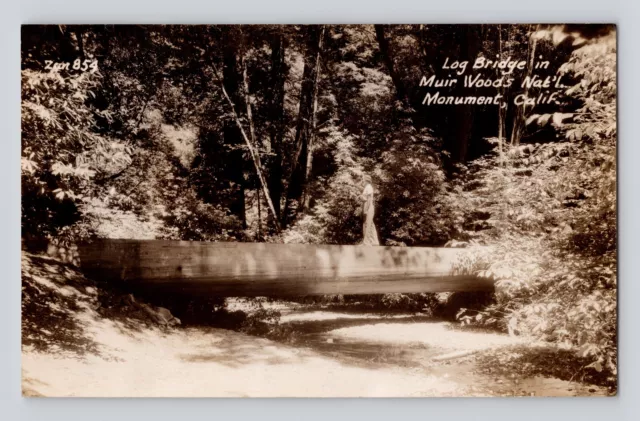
[21,24,617,384]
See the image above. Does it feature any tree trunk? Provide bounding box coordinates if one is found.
[282,25,324,225]
[238,54,282,232]
[266,32,287,220]
[222,28,246,229]
[497,24,506,164]
[448,25,482,164]
[74,26,85,60]
[300,27,325,212]
[417,24,436,75]
[375,24,409,108]
[215,61,282,232]
[242,59,257,146]
[510,24,540,146]
[257,187,262,239]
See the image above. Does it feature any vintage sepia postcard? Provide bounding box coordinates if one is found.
[21,24,617,397]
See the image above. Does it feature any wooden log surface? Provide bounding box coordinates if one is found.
[76,239,493,296]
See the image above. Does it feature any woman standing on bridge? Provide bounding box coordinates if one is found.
[360,175,380,246]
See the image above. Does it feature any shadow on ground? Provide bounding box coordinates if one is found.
[177,328,306,368]
[22,376,49,397]
[176,313,446,371]
[475,344,616,390]
[21,254,102,356]
[22,252,175,358]
[274,314,447,369]
[280,314,437,335]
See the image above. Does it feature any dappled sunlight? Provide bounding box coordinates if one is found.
[23,316,462,397]
[328,321,530,352]
[22,252,102,356]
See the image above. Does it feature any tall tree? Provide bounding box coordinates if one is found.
[221,26,247,228]
[300,26,326,211]
[210,31,283,233]
[375,24,410,108]
[448,25,482,164]
[265,30,287,219]
[510,25,541,146]
[497,24,507,164]
[283,25,325,224]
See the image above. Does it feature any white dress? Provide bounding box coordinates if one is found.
[361,183,380,246]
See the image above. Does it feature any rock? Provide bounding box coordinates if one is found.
[45,242,81,266]
[125,294,181,326]
[155,306,181,326]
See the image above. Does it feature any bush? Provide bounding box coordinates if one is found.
[377,133,459,246]
[453,31,617,384]
[21,68,132,239]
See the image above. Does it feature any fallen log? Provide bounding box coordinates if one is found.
[75,239,493,297]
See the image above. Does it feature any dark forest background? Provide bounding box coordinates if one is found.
[21,24,616,382]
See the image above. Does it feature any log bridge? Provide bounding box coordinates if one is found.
[74,239,493,296]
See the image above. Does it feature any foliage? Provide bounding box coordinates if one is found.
[21,67,134,240]
[160,186,244,241]
[374,293,440,314]
[21,253,102,355]
[454,30,617,385]
[377,130,458,246]
[281,128,364,245]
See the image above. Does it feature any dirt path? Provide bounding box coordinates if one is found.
[23,318,462,397]
[276,310,608,397]
[22,308,608,397]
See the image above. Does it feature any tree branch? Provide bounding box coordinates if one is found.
[212,62,281,232]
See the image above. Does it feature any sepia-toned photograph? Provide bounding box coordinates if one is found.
[21,24,617,397]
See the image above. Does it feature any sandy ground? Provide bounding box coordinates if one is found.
[22,309,607,397]
[23,317,465,397]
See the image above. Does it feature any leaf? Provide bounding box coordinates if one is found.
[552,29,569,46]
[455,308,467,319]
[526,114,540,126]
[579,343,594,357]
[537,114,552,127]
[552,113,573,127]
[574,128,583,141]
[566,85,580,96]
[605,124,616,137]
[587,361,603,372]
